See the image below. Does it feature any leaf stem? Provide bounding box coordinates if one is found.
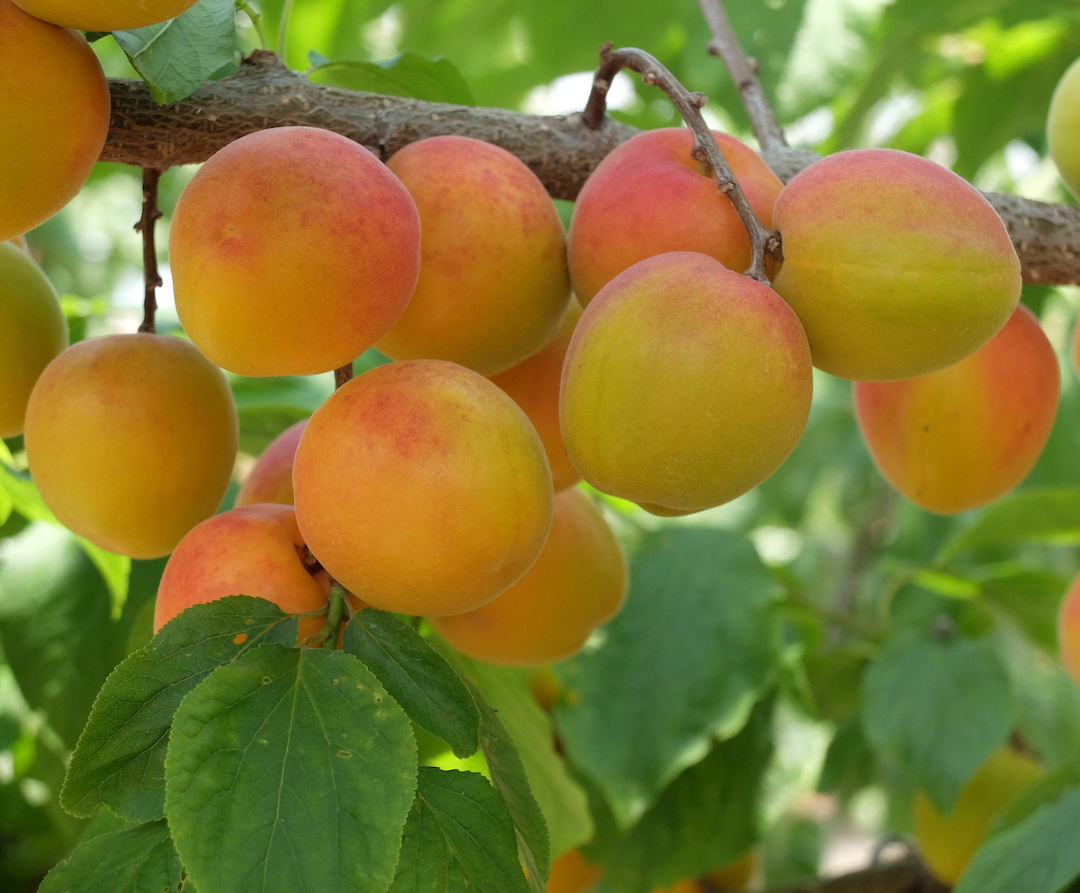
[236,0,269,50]
[304,584,349,649]
[277,0,296,64]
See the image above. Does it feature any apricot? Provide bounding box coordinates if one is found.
[912,747,1041,886]
[547,848,602,893]
[489,301,582,491]
[771,148,1021,381]
[0,242,68,438]
[854,305,1059,514]
[11,0,198,30]
[567,128,783,306]
[0,0,110,243]
[169,127,421,377]
[559,252,812,516]
[23,334,238,559]
[377,135,571,375]
[706,849,758,891]
[234,419,308,508]
[293,360,553,617]
[154,504,330,642]
[1048,58,1080,200]
[1057,572,1080,686]
[431,488,626,666]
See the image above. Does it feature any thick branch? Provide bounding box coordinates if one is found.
[103,51,1080,286]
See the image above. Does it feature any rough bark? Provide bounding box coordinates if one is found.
[103,51,1080,287]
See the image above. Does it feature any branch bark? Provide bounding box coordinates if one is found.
[103,51,1080,287]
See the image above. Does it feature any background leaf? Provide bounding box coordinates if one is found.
[308,52,475,104]
[236,404,310,457]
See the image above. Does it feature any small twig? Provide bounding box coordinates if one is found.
[334,363,353,389]
[582,43,780,282]
[236,0,269,50]
[135,168,163,334]
[695,0,788,152]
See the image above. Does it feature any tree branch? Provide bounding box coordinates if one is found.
[102,51,1080,287]
[134,168,162,334]
[772,859,949,893]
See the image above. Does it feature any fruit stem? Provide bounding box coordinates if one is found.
[304,584,349,649]
[334,363,354,390]
[581,44,781,283]
[237,0,269,51]
[135,168,163,334]
[695,0,789,152]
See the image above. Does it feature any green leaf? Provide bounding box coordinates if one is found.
[37,819,187,893]
[166,644,417,893]
[308,52,475,105]
[554,528,780,827]
[62,596,299,823]
[81,543,131,620]
[937,489,1080,564]
[862,631,1015,813]
[911,568,980,600]
[112,0,237,105]
[236,404,310,456]
[389,767,531,893]
[445,652,593,859]
[979,566,1068,653]
[0,523,131,746]
[584,699,774,893]
[953,784,1080,893]
[343,609,479,759]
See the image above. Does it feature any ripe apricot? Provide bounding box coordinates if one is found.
[546,848,602,893]
[11,0,198,30]
[0,0,110,243]
[377,135,571,375]
[431,488,626,666]
[489,302,582,491]
[0,242,68,438]
[169,127,421,377]
[154,504,330,642]
[912,747,1041,886]
[1048,58,1080,200]
[567,128,783,306]
[1057,572,1080,686]
[772,148,1021,380]
[234,419,308,508]
[560,252,812,516]
[24,334,238,559]
[854,305,1059,514]
[293,360,553,617]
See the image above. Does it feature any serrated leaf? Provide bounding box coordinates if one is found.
[343,609,479,759]
[862,631,1015,813]
[308,52,474,105]
[953,785,1080,893]
[554,528,780,828]
[236,404,310,457]
[37,819,187,893]
[389,767,531,893]
[112,0,237,105]
[166,644,417,893]
[937,489,1080,564]
[62,596,299,823]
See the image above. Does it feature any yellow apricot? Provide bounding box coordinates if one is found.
[547,848,602,893]
[293,360,553,617]
[377,135,571,376]
[431,488,627,666]
[560,252,812,516]
[489,302,583,491]
[24,334,238,559]
[772,148,1020,381]
[169,127,421,377]
[0,242,68,438]
[912,747,1041,886]
[11,0,198,31]
[234,419,307,508]
[1057,572,1080,687]
[0,0,110,243]
[1048,58,1080,200]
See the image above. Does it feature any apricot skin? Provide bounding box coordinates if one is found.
[0,0,110,243]
[11,0,198,30]
[154,504,330,642]
[169,127,421,377]
[0,242,68,438]
[378,135,571,376]
[912,747,1041,886]
[293,360,554,617]
[1048,58,1080,200]
[1058,573,1080,687]
[854,305,1058,514]
[772,148,1021,381]
[234,419,308,508]
[432,488,627,666]
[489,302,583,491]
[24,334,238,559]
[560,252,813,516]
[567,128,783,306]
